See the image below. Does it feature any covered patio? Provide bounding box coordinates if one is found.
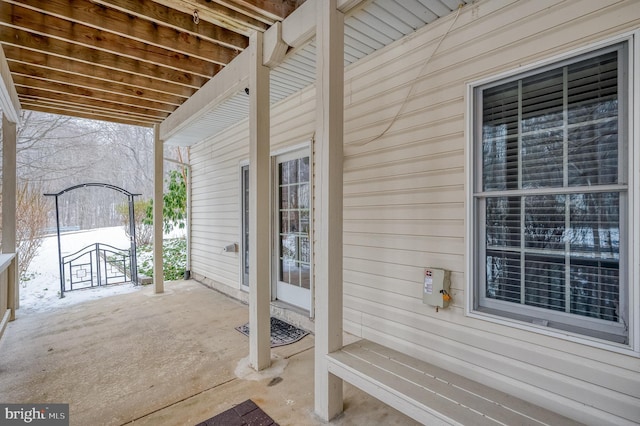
[2,1,639,424]
[0,1,472,423]
[0,279,418,425]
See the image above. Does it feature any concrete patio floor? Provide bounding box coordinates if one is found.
[0,280,419,425]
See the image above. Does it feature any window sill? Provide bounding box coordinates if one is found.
[467,307,638,357]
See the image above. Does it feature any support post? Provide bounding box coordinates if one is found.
[54,196,64,298]
[1,17,21,319]
[128,195,138,284]
[153,124,164,293]
[314,0,345,421]
[248,30,271,371]
[185,164,191,278]
[2,115,18,316]
[6,255,16,320]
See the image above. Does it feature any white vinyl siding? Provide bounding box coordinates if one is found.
[188,1,640,424]
[341,1,639,424]
[190,84,317,291]
[190,123,249,289]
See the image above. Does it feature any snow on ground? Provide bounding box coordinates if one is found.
[19,227,143,314]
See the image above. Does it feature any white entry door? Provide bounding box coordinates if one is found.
[274,151,311,310]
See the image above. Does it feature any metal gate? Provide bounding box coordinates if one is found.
[45,183,140,298]
[62,243,133,292]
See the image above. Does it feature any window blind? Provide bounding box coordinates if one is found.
[480,49,623,326]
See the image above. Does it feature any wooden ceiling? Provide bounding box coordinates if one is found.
[0,0,305,127]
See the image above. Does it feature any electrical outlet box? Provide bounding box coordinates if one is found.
[423,268,451,308]
[223,243,237,253]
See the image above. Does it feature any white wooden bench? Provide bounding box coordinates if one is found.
[327,340,580,426]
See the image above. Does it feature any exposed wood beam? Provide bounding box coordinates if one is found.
[7,0,241,65]
[0,29,209,89]
[16,87,169,120]
[22,102,157,127]
[0,3,222,77]
[210,0,292,23]
[9,61,184,107]
[21,96,159,121]
[91,0,248,51]
[12,74,175,113]
[153,0,268,35]
[2,45,195,99]
[0,0,309,127]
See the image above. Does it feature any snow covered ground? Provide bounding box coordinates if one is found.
[19,226,144,314]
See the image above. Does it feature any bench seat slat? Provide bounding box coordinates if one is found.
[328,340,580,426]
[342,344,553,426]
[329,349,488,425]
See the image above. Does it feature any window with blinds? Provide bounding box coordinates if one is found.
[473,43,629,343]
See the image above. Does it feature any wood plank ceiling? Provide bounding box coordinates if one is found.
[0,0,305,127]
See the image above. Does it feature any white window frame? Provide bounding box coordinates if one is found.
[270,143,313,314]
[466,32,639,356]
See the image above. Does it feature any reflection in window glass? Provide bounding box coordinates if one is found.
[241,165,249,287]
[476,45,628,343]
[278,156,311,289]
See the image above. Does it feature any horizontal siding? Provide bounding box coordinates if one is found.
[343,203,465,220]
[270,85,316,150]
[190,67,316,290]
[340,0,640,424]
[190,120,249,288]
[187,0,640,424]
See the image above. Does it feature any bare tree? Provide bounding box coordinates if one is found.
[12,111,103,184]
[1,110,156,285]
[15,180,49,282]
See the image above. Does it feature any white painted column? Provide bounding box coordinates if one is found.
[2,115,17,318]
[314,0,345,421]
[2,116,16,254]
[153,124,164,293]
[248,31,271,371]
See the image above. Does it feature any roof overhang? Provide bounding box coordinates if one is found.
[160,0,468,146]
[0,0,307,127]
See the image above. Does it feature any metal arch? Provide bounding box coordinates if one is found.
[44,182,140,297]
[44,182,141,198]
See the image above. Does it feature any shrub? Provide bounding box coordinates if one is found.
[117,199,153,246]
[137,238,186,281]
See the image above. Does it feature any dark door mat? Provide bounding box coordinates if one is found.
[196,399,278,426]
[235,317,309,347]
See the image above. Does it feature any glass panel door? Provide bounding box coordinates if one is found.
[275,153,311,310]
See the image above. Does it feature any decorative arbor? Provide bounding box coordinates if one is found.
[45,183,140,297]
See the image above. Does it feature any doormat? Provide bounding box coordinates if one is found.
[235,317,309,347]
[195,399,278,426]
